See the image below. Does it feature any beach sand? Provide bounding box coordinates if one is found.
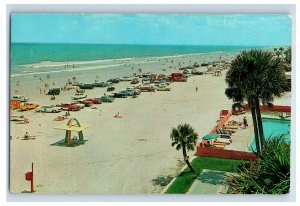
[9,52,291,194]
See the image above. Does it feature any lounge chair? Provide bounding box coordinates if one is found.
[213,144,225,149]
[216,128,231,136]
[225,125,239,130]
[279,112,290,119]
[215,138,232,144]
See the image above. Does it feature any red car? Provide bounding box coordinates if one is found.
[169,72,187,82]
[85,98,102,104]
[56,103,81,111]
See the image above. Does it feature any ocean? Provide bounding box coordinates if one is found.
[11,43,255,66]
[10,43,257,83]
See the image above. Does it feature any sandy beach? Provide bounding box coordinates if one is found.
[9,51,291,194]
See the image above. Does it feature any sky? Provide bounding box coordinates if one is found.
[11,14,291,46]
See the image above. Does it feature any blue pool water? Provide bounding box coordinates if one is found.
[249,118,290,151]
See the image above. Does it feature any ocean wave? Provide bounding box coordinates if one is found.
[11,64,122,78]
[21,58,132,69]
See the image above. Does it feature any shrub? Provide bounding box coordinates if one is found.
[229,135,290,194]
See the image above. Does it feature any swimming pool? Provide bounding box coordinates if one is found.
[248,117,291,152]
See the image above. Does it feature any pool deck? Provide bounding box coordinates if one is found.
[223,113,254,152]
[224,113,291,152]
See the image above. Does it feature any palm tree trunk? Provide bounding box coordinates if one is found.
[182,144,196,173]
[249,97,261,154]
[254,96,266,150]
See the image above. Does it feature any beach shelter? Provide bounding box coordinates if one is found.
[54,118,90,146]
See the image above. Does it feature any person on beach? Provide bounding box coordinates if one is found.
[196,87,198,92]
[24,132,30,140]
[243,116,248,128]
[114,112,122,118]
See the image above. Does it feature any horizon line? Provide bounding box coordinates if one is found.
[11,42,289,47]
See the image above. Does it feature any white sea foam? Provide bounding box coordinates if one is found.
[21,58,132,69]
[11,64,123,78]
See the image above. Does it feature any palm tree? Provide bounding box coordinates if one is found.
[170,123,198,173]
[225,49,287,153]
[283,47,291,64]
[279,47,284,57]
[275,51,281,58]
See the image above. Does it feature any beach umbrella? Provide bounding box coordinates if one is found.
[202,133,220,140]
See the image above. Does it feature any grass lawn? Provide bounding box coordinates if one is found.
[164,156,244,194]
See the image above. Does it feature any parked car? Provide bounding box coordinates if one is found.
[85,98,102,104]
[127,87,141,95]
[191,70,203,75]
[72,93,87,100]
[94,82,111,87]
[56,103,81,111]
[77,100,93,107]
[183,70,191,75]
[139,85,156,92]
[154,79,170,87]
[36,105,62,113]
[107,86,115,92]
[11,95,29,102]
[120,76,133,81]
[131,78,140,84]
[107,78,120,83]
[113,92,127,98]
[47,88,60,95]
[79,83,95,89]
[100,96,115,103]
[76,88,85,94]
[169,72,187,82]
[119,89,133,96]
[70,101,85,109]
[19,103,39,111]
[156,85,171,91]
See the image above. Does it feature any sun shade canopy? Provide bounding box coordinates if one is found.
[202,133,220,140]
[54,123,90,132]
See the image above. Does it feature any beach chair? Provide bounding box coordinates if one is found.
[216,128,232,136]
[213,144,225,149]
[225,125,239,130]
[215,138,231,144]
[279,112,290,119]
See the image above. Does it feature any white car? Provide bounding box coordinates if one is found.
[156,85,171,91]
[11,95,29,102]
[71,93,87,100]
[36,105,62,113]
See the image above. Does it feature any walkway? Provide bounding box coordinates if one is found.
[187,169,238,194]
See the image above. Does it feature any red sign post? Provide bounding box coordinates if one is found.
[25,162,34,192]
